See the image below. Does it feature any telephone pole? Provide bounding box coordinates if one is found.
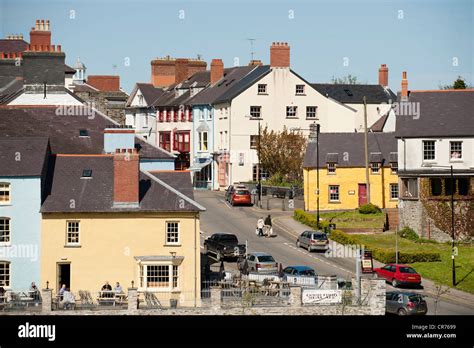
[363,96,371,204]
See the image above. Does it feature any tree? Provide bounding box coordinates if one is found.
[331,74,359,84]
[439,76,471,90]
[259,126,307,184]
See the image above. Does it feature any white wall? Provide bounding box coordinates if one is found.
[398,137,474,171]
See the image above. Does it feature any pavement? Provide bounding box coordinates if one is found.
[195,190,474,315]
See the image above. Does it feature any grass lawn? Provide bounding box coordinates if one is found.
[319,211,385,229]
[353,233,474,294]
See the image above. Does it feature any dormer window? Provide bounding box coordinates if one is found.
[370,162,380,174]
[82,169,92,178]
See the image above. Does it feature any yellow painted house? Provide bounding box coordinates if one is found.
[40,152,205,307]
[303,132,399,211]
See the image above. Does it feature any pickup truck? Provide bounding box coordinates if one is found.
[203,233,246,261]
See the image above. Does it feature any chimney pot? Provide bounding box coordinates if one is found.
[35,20,40,30]
[210,58,224,84]
[401,71,408,99]
[46,20,50,31]
[378,64,389,87]
[270,41,290,68]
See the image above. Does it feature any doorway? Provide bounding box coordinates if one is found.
[358,184,368,206]
[57,263,71,291]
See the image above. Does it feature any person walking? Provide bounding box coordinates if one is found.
[256,218,264,237]
[264,214,273,237]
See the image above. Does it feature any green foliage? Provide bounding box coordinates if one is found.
[293,209,329,230]
[358,203,382,214]
[397,226,420,241]
[439,76,472,90]
[331,74,359,84]
[329,230,441,263]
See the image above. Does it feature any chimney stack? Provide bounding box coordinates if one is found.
[378,64,388,87]
[249,59,263,66]
[401,71,408,100]
[270,42,290,68]
[30,18,51,48]
[87,75,120,91]
[113,148,139,207]
[150,57,207,87]
[210,59,224,84]
[175,58,189,84]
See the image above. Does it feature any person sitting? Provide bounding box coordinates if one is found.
[29,282,40,301]
[58,284,66,301]
[114,282,123,294]
[60,289,75,310]
[101,281,113,298]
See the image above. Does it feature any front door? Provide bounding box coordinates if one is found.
[57,263,71,291]
[358,184,367,206]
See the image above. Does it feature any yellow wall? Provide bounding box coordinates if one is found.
[304,167,398,211]
[41,212,201,307]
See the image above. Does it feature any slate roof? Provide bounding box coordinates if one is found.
[0,39,28,53]
[370,114,389,132]
[64,64,76,74]
[72,83,99,93]
[178,70,211,89]
[0,137,49,176]
[310,84,396,104]
[0,106,173,159]
[131,83,165,106]
[0,78,23,104]
[189,66,256,105]
[40,156,204,213]
[213,65,271,104]
[395,90,474,138]
[303,132,397,168]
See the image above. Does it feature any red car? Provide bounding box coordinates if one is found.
[374,264,422,288]
[228,187,252,206]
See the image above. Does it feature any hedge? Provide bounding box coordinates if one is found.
[293,209,329,230]
[329,230,441,263]
[358,203,382,214]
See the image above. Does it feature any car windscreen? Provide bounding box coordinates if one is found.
[300,269,315,276]
[236,190,250,195]
[312,233,327,240]
[257,255,275,262]
[399,267,417,274]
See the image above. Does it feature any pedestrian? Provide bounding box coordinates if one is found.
[264,214,273,237]
[256,218,264,237]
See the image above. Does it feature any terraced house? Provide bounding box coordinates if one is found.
[303,132,399,212]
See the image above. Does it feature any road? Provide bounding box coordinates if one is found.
[195,190,474,316]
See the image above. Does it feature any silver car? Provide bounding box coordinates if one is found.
[296,231,329,252]
[386,291,427,316]
[238,252,278,274]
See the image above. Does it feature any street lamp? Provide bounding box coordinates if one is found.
[422,163,456,286]
[292,122,321,228]
[246,115,263,208]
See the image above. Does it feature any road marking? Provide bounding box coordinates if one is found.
[273,219,298,238]
[219,199,232,209]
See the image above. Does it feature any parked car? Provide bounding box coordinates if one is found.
[386,291,427,315]
[282,265,317,277]
[204,233,246,261]
[296,231,329,252]
[237,252,278,274]
[374,264,422,287]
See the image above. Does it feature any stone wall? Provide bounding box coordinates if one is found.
[75,90,128,125]
[32,279,385,316]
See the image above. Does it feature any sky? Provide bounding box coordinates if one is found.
[1,0,472,94]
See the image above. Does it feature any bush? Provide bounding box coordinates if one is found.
[328,230,441,263]
[358,203,382,214]
[294,209,329,230]
[398,226,419,241]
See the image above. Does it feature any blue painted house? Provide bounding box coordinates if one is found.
[0,137,50,292]
[189,65,256,189]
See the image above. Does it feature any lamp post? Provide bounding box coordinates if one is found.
[246,115,263,208]
[293,122,321,228]
[422,163,456,286]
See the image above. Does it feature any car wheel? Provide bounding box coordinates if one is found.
[392,279,399,288]
[398,308,407,316]
[216,251,222,261]
[296,240,300,248]
[307,244,312,252]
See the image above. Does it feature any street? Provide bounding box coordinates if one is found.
[195,190,474,315]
